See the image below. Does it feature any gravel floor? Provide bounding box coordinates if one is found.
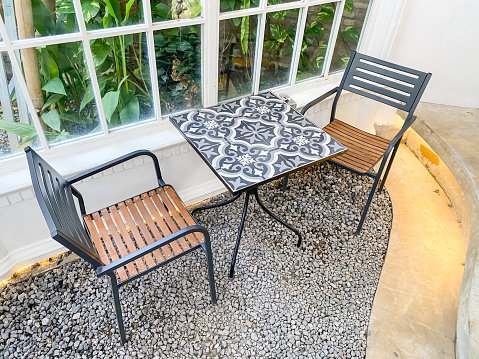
[0,162,392,359]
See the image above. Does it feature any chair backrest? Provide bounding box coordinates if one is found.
[25,147,102,268]
[331,51,432,122]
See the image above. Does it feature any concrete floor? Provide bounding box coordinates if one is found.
[366,144,465,359]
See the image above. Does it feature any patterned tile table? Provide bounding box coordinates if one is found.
[170,92,347,277]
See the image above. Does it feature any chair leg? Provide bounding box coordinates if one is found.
[378,140,401,192]
[282,175,289,192]
[356,174,381,234]
[202,234,217,305]
[108,273,127,344]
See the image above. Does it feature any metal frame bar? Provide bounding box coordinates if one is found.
[192,185,301,278]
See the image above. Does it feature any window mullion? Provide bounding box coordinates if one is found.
[289,2,311,88]
[202,0,220,107]
[252,6,267,94]
[322,0,345,77]
[143,0,161,122]
[72,0,110,136]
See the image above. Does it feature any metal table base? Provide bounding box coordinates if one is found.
[192,186,302,278]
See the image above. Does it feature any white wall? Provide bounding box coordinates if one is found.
[389,1,479,108]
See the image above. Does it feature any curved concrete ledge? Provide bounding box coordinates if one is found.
[408,103,479,359]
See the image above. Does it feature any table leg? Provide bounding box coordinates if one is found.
[191,193,242,215]
[229,190,251,278]
[253,188,303,247]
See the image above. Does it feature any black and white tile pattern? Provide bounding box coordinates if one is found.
[170,92,347,193]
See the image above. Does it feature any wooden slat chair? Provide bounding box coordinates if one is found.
[283,51,431,233]
[25,147,217,344]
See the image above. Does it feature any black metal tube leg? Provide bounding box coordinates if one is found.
[192,193,242,215]
[254,189,303,247]
[108,273,126,344]
[202,234,217,304]
[378,141,401,192]
[356,174,382,234]
[282,175,289,192]
[229,192,250,278]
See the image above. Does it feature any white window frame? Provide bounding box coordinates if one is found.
[0,0,391,194]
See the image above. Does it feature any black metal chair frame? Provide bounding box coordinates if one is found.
[25,147,217,344]
[283,51,432,233]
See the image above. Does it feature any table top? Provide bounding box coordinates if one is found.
[169,92,347,194]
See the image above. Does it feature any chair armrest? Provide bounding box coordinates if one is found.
[385,115,417,155]
[67,149,164,186]
[95,225,209,276]
[300,87,338,115]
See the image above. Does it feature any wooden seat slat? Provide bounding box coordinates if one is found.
[91,212,129,281]
[142,193,183,255]
[164,186,204,244]
[118,202,157,269]
[126,199,165,264]
[156,188,199,247]
[323,120,390,174]
[100,209,138,278]
[331,120,390,145]
[84,187,206,283]
[134,196,174,260]
[148,191,189,254]
[109,205,147,273]
[84,215,110,266]
[324,125,389,155]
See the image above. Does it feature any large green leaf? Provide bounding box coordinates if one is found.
[102,91,120,123]
[81,0,100,22]
[42,93,64,110]
[60,111,92,124]
[152,3,170,18]
[344,0,354,13]
[121,0,136,25]
[318,5,335,21]
[240,16,250,55]
[263,39,280,52]
[90,40,110,67]
[80,80,107,111]
[42,110,62,132]
[306,21,324,37]
[270,24,288,43]
[31,0,56,36]
[342,26,359,43]
[186,0,202,17]
[56,0,76,14]
[120,97,139,123]
[104,0,121,23]
[39,50,59,81]
[42,77,67,96]
[0,120,37,138]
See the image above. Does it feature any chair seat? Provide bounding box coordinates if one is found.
[323,120,390,174]
[84,185,204,283]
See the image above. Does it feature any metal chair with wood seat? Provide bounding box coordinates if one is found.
[25,147,217,344]
[283,51,431,233]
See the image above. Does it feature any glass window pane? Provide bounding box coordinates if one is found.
[92,33,154,129]
[296,3,336,82]
[84,0,143,30]
[219,16,258,102]
[220,0,259,13]
[259,9,299,91]
[18,42,102,144]
[154,25,201,115]
[1,0,78,39]
[0,52,41,157]
[267,0,300,5]
[151,0,202,22]
[329,0,371,73]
